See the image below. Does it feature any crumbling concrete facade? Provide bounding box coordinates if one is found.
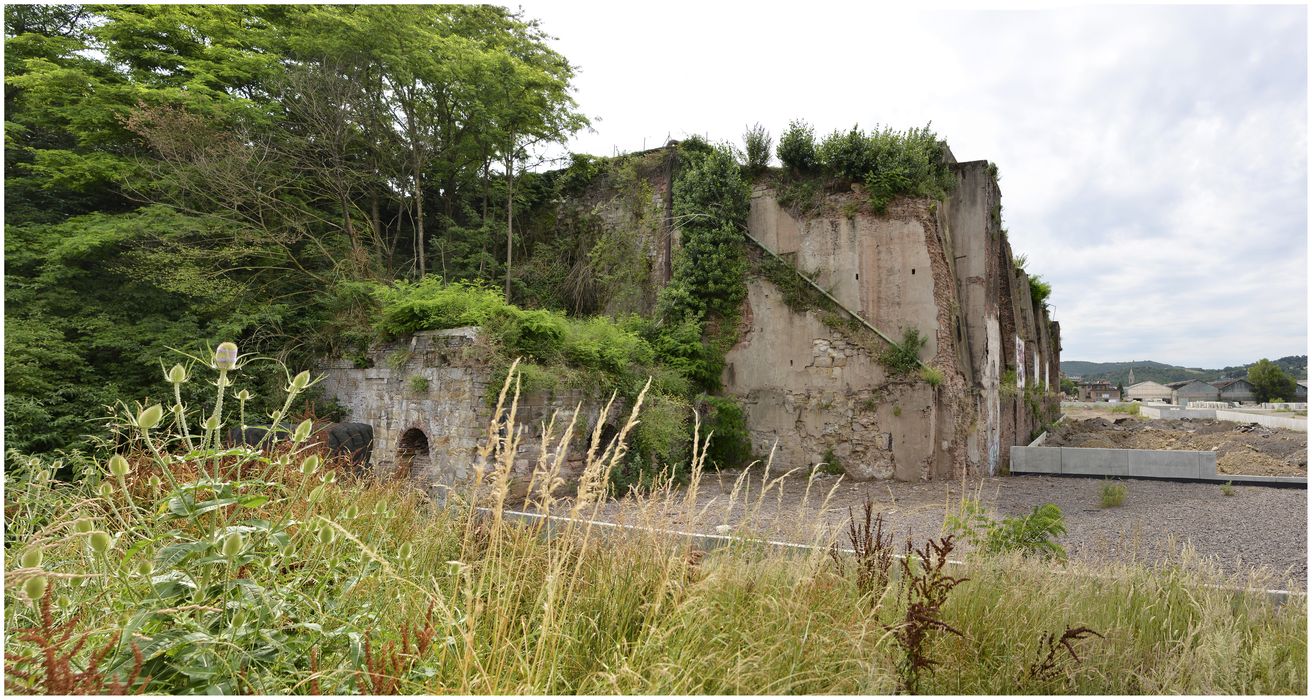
[320,148,1059,488]
[318,328,613,500]
[726,156,1061,480]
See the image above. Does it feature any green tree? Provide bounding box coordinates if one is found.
[1059,376,1078,396]
[4,3,587,453]
[1248,358,1297,403]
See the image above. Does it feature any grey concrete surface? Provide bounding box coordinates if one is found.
[1012,445,1302,487]
[1061,447,1130,476]
[1127,449,1207,479]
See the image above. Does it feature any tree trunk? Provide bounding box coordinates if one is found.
[370,190,383,250]
[504,146,514,303]
[339,191,362,277]
[414,159,426,279]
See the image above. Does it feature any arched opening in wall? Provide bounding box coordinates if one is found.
[397,428,431,478]
[593,422,620,455]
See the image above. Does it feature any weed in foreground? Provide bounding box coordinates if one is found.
[1027,625,1105,683]
[3,587,149,694]
[892,535,967,694]
[830,497,895,599]
[1099,481,1127,508]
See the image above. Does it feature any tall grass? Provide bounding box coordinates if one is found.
[3,352,1306,694]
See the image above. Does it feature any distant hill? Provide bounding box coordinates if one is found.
[1061,356,1307,386]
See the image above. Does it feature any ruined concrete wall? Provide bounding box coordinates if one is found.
[726,273,943,480]
[327,152,1059,488]
[730,190,975,481]
[318,328,611,500]
[730,161,1061,481]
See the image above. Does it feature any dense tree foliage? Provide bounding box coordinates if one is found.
[5,4,586,452]
[1247,359,1298,403]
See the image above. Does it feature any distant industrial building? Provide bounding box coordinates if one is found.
[1295,380,1308,401]
[1165,380,1219,405]
[1125,380,1172,403]
[1210,378,1256,403]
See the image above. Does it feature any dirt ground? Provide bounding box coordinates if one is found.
[1045,416,1308,476]
[590,467,1307,584]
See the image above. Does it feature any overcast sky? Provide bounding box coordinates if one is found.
[521,1,1308,368]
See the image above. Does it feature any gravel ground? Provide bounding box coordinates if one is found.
[590,467,1307,584]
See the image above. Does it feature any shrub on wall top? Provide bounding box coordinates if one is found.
[777,119,818,173]
[812,122,955,213]
[742,123,773,172]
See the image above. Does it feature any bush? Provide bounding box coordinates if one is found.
[776,119,818,172]
[562,316,655,376]
[374,279,505,338]
[815,123,954,213]
[647,317,724,392]
[775,176,822,216]
[879,327,926,377]
[864,124,953,213]
[819,447,845,475]
[618,392,693,492]
[947,500,1067,560]
[1028,274,1052,307]
[817,126,876,181]
[742,123,772,172]
[920,366,944,387]
[1099,482,1127,508]
[373,279,659,391]
[1220,481,1236,497]
[699,394,752,470]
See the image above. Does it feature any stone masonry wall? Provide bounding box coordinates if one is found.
[318,328,615,501]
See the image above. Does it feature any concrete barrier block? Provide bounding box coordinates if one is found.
[1128,449,1202,479]
[1198,451,1217,477]
[1012,446,1060,474]
[1061,447,1129,476]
